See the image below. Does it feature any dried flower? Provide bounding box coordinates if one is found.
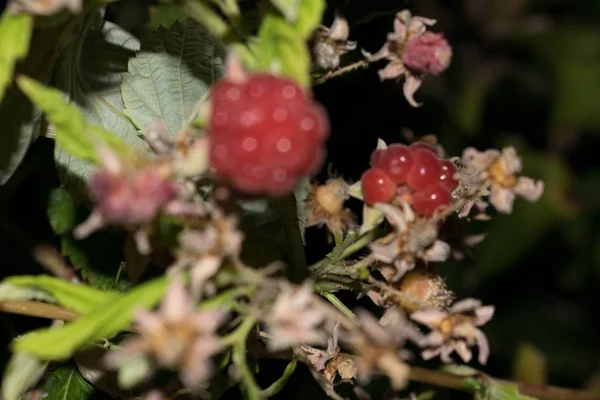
[369,202,450,281]
[459,146,544,214]
[172,209,244,295]
[361,10,451,107]
[312,14,357,70]
[368,268,454,313]
[104,277,226,390]
[306,178,355,233]
[8,0,81,16]
[264,282,327,351]
[411,298,494,364]
[343,308,419,390]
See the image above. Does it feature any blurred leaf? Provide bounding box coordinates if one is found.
[47,187,76,235]
[183,0,230,39]
[13,276,167,359]
[294,0,325,38]
[294,176,311,242]
[5,275,117,314]
[511,342,547,385]
[271,0,301,22]
[43,365,96,400]
[0,11,32,102]
[0,86,41,184]
[1,352,48,400]
[359,205,384,235]
[149,4,185,29]
[256,14,311,86]
[121,20,226,135]
[0,282,54,302]
[482,380,536,400]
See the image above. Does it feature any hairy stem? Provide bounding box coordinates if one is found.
[230,316,262,400]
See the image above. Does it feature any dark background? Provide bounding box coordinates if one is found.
[1,0,599,399]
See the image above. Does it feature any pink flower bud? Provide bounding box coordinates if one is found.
[402,32,452,76]
[89,167,176,225]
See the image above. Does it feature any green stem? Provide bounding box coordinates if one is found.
[229,317,262,400]
[260,358,297,397]
[198,285,255,312]
[321,292,356,322]
[339,229,378,260]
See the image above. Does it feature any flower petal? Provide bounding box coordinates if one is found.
[403,75,423,107]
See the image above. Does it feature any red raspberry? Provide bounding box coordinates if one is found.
[208,74,329,196]
[406,149,443,192]
[375,144,414,184]
[361,168,397,206]
[438,160,458,191]
[409,141,437,155]
[370,148,386,167]
[411,185,451,216]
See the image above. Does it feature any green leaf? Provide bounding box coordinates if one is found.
[484,380,537,400]
[294,0,325,38]
[260,358,297,397]
[149,4,185,29]
[1,352,48,400]
[47,188,76,235]
[13,276,167,359]
[53,19,148,190]
[0,282,54,303]
[0,85,41,184]
[271,0,301,22]
[294,176,310,242]
[121,19,226,136]
[5,275,117,314]
[43,365,96,400]
[256,14,311,86]
[0,11,32,102]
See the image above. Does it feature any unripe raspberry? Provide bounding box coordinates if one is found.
[402,32,452,76]
[361,168,397,206]
[209,74,329,197]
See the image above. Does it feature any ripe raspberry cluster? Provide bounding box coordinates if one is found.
[208,74,329,196]
[361,142,458,216]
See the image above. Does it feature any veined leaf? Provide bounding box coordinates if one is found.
[13,276,167,360]
[16,75,130,164]
[1,352,48,400]
[256,14,311,87]
[5,275,117,314]
[53,19,148,190]
[0,11,32,102]
[43,365,96,400]
[121,20,226,136]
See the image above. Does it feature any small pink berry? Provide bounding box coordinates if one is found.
[402,32,452,76]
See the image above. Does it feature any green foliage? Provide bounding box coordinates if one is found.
[117,356,151,389]
[5,275,117,314]
[0,282,55,302]
[53,19,148,190]
[0,11,32,102]
[121,20,226,135]
[13,276,167,359]
[256,14,311,86]
[43,365,96,400]
[0,86,41,184]
[47,187,76,235]
[480,380,537,400]
[511,343,546,385]
[294,0,326,38]
[1,352,48,400]
[270,0,301,22]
